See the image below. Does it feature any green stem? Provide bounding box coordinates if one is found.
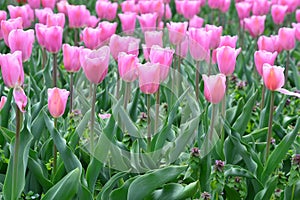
[177,44,181,93]
[195,61,200,101]
[147,94,151,152]
[205,104,218,155]
[116,73,120,99]
[124,82,131,111]
[265,91,275,162]
[221,77,228,143]
[42,47,47,70]
[155,87,160,134]
[291,183,296,200]
[285,50,290,85]
[53,118,57,175]
[208,50,212,76]
[53,53,57,87]
[90,83,97,155]
[74,28,79,46]
[12,106,21,200]
[260,85,265,111]
[70,73,74,112]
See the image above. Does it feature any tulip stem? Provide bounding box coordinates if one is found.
[90,83,97,155]
[266,91,275,162]
[285,50,290,85]
[177,44,181,92]
[155,87,160,134]
[42,47,47,69]
[147,94,151,152]
[116,73,120,99]
[124,82,131,111]
[260,85,265,110]
[53,118,57,175]
[195,61,200,101]
[74,28,79,46]
[205,104,217,155]
[12,106,21,200]
[208,50,212,76]
[53,53,58,87]
[70,73,74,113]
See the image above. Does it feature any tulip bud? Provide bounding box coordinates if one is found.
[262,64,284,91]
[118,52,139,82]
[254,51,278,76]
[216,46,241,76]
[244,15,266,38]
[202,74,226,104]
[48,87,70,118]
[82,27,102,50]
[138,63,160,94]
[167,22,188,45]
[62,44,83,73]
[278,27,296,51]
[118,12,136,34]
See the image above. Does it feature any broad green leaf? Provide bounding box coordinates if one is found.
[0,126,15,142]
[109,177,135,200]
[0,89,12,129]
[41,168,80,200]
[225,165,256,179]
[254,176,278,200]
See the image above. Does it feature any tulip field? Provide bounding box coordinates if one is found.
[1,0,300,199]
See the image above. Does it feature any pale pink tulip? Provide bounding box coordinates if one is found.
[244,15,266,38]
[0,11,7,40]
[96,1,118,21]
[62,44,83,73]
[277,0,298,13]
[208,0,221,9]
[118,52,139,82]
[57,0,69,14]
[48,87,70,118]
[138,63,160,94]
[13,86,27,113]
[118,12,136,34]
[189,15,204,28]
[82,27,102,50]
[28,0,40,9]
[145,31,163,49]
[175,0,184,14]
[35,23,47,48]
[67,5,89,28]
[1,17,23,46]
[35,8,53,25]
[271,35,283,53]
[98,21,117,44]
[292,23,300,41]
[40,26,63,53]
[8,5,34,28]
[0,96,7,111]
[254,51,278,76]
[271,5,288,25]
[181,0,201,19]
[87,15,100,28]
[188,28,212,61]
[262,64,284,91]
[219,35,238,48]
[252,0,271,15]
[202,74,226,104]
[177,37,188,58]
[205,24,223,49]
[167,21,188,45]
[236,2,252,20]
[137,13,158,32]
[109,34,140,60]
[121,0,138,13]
[46,13,65,28]
[42,0,56,10]
[257,35,276,52]
[278,27,296,51]
[216,46,241,75]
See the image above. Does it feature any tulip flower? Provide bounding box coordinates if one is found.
[28,0,40,9]
[144,31,163,53]
[87,15,100,28]
[118,52,139,82]
[202,74,226,104]
[138,0,154,14]
[278,27,296,51]
[296,9,300,23]
[35,8,53,25]
[137,13,158,32]
[138,63,160,94]
[81,46,110,84]
[62,44,82,73]
[219,0,231,13]
[188,28,211,62]
[41,26,63,53]
[98,21,117,44]
[47,87,69,118]
[0,51,24,88]
[219,35,238,48]
[96,1,118,21]
[41,0,56,10]
[67,5,89,28]
[0,96,7,111]
[292,23,300,41]
[176,37,188,58]
[121,0,138,13]
[271,5,288,25]
[181,0,201,19]
[82,27,102,50]
[208,0,221,9]
[270,35,283,54]
[262,64,285,91]
[1,17,23,46]
[189,15,204,28]
[8,29,35,62]
[216,46,241,76]
[8,5,34,28]
[0,11,7,40]
[257,35,276,53]
[254,51,278,76]
[244,15,266,38]
[118,12,136,34]
[13,86,27,113]
[46,13,65,28]
[205,24,223,49]
[252,0,271,16]
[57,0,69,14]
[235,2,252,20]
[109,34,140,60]
[167,22,188,46]
[277,0,298,13]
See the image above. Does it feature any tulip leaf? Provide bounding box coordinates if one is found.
[109,177,135,200]
[254,175,278,200]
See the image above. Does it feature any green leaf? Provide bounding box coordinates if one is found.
[109,177,135,200]
[127,165,186,199]
[41,168,80,200]
[0,126,15,142]
[254,176,278,200]
[225,165,256,179]
[0,89,12,128]
[261,118,300,183]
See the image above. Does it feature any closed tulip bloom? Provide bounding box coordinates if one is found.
[292,23,300,41]
[188,28,212,61]
[82,27,102,50]
[149,45,174,82]
[138,0,154,14]
[57,0,69,14]
[46,13,65,28]
[41,0,56,10]
[81,46,110,84]
[252,0,271,15]
[262,64,284,91]
[202,74,226,104]
[48,87,70,118]
[208,0,221,9]
[165,4,172,20]
[87,15,100,28]
[35,23,47,47]
[118,52,139,82]
[96,1,118,21]
[1,17,23,46]
[189,15,204,28]
[67,5,89,28]
[0,51,24,88]
[181,0,201,19]
[296,10,300,23]
[244,15,266,38]
[118,12,136,34]
[137,13,158,32]
[175,0,184,14]
[13,86,27,113]
[257,35,276,52]
[220,0,231,13]
[271,35,283,53]
[167,22,188,46]
[109,34,140,60]
[271,5,288,25]
[216,46,241,75]
[138,63,160,94]
[278,27,296,51]
[35,8,53,24]
[254,51,278,76]
[28,0,40,9]
[235,2,252,20]
[121,0,138,13]
[8,5,34,28]
[205,24,223,49]
[42,26,63,53]
[62,44,83,73]
[219,35,238,48]
[0,96,7,111]
[145,31,163,49]
[0,11,7,40]
[8,29,35,61]
[98,21,117,44]
[278,0,298,13]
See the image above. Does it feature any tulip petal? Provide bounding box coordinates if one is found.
[277,88,300,98]
[13,86,27,113]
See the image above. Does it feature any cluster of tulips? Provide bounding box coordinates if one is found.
[0,0,300,198]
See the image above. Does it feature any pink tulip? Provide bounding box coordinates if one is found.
[177,37,188,58]
[67,5,89,28]
[296,9,300,23]
[277,0,298,13]
[41,0,56,10]
[271,35,283,53]
[188,28,211,61]
[167,22,188,46]
[0,96,7,111]
[35,23,47,47]
[138,63,160,94]
[292,23,300,41]
[46,13,65,28]
[257,35,276,52]
[121,0,138,13]
[48,87,70,118]
[208,0,221,9]
[216,46,241,75]
[262,64,284,91]
[202,73,226,104]
[244,15,266,38]
[8,5,34,28]
[181,0,201,19]
[82,27,102,50]
[28,0,40,9]
[87,15,100,28]
[35,8,53,25]
[41,26,63,53]
[138,0,154,14]
[252,0,271,15]
[149,45,174,82]
[13,86,27,113]
[8,29,35,62]
[109,34,140,60]
[0,51,24,88]
[98,21,117,44]
[62,44,83,73]
[219,0,231,13]
[175,0,184,14]
[189,15,204,28]
[165,4,172,20]
[278,27,296,51]
[235,2,252,20]
[57,0,69,14]
[145,31,163,49]
[205,24,223,49]
[137,13,158,32]
[271,5,288,25]
[118,12,136,34]
[96,1,118,21]
[118,52,139,82]
[80,46,110,84]
[1,18,23,46]
[254,51,278,76]
[0,11,7,40]
[219,35,238,48]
